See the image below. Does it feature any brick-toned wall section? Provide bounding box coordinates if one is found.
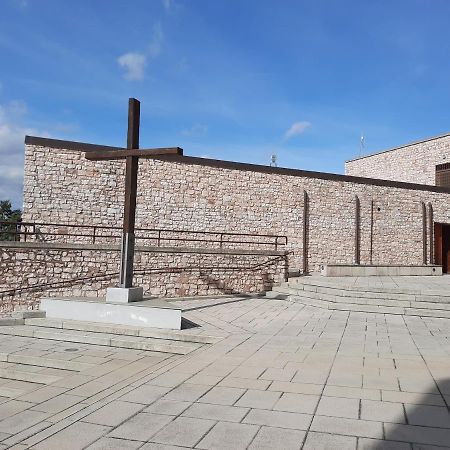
[0,243,286,312]
[22,143,450,274]
[345,135,450,185]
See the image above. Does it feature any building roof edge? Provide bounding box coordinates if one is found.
[345,132,450,163]
[25,135,450,195]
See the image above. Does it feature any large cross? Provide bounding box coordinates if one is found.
[86,98,183,291]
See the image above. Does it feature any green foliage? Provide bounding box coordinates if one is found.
[0,200,22,241]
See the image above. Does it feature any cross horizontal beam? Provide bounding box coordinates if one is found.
[85,147,183,161]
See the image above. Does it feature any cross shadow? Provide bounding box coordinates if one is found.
[198,270,275,296]
[181,317,199,329]
[366,378,450,449]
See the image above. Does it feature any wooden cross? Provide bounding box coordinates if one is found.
[86,98,183,288]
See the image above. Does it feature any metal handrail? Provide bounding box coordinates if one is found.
[0,252,290,298]
[0,221,287,250]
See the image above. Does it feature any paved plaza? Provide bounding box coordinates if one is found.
[0,295,450,449]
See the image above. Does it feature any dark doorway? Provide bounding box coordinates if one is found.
[434,223,450,273]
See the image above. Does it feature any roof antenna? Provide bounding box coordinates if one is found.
[270,154,277,167]
[360,133,365,156]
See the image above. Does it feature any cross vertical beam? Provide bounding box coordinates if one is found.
[85,98,183,301]
[120,98,140,287]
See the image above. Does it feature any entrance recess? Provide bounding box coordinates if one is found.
[434,223,450,273]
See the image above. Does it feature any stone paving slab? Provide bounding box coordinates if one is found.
[0,295,449,448]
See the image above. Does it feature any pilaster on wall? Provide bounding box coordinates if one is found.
[354,195,360,264]
[302,190,309,274]
[428,203,434,265]
[422,202,427,265]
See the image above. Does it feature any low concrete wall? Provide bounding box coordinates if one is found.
[0,242,287,313]
[321,264,442,277]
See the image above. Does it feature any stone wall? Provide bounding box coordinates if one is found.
[23,142,450,271]
[345,134,450,185]
[22,141,450,276]
[0,243,286,312]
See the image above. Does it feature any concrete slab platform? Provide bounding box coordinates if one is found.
[40,296,182,330]
[321,264,442,277]
[1,295,450,449]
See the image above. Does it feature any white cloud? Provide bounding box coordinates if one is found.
[117,52,147,81]
[0,166,23,181]
[148,23,163,58]
[0,100,78,208]
[118,24,164,81]
[283,121,311,141]
[162,0,172,12]
[0,102,29,208]
[180,124,208,137]
[12,0,28,9]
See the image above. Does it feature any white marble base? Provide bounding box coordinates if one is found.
[106,287,143,303]
[40,297,182,330]
[321,264,442,277]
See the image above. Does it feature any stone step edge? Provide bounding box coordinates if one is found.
[287,277,450,298]
[272,288,450,311]
[0,367,62,385]
[0,327,200,355]
[276,283,450,303]
[287,294,450,318]
[0,311,46,327]
[273,286,412,306]
[24,318,222,345]
[0,352,95,372]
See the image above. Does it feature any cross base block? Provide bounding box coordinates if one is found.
[106,287,143,303]
[40,296,181,330]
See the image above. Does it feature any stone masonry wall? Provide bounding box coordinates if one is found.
[345,135,450,185]
[0,244,286,312]
[22,143,450,275]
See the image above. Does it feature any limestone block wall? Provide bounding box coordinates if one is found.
[22,140,450,275]
[0,244,286,312]
[345,134,450,185]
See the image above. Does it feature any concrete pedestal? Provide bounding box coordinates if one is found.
[40,297,182,330]
[106,287,143,303]
[321,264,442,277]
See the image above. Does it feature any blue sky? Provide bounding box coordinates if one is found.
[1,0,450,208]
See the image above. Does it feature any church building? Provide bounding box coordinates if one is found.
[19,130,450,299]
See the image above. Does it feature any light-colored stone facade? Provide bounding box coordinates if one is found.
[345,134,450,185]
[0,243,286,312]
[22,140,450,274]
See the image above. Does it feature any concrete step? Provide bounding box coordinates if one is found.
[276,287,411,308]
[0,325,201,355]
[279,282,449,303]
[287,277,450,299]
[272,279,450,309]
[0,362,64,384]
[275,289,450,318]
[289,294,405,315]
[287,287,450,310]
[0,351,95,372]
[24,318,222,345]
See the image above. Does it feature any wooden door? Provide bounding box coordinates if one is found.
[444,225,450,274]
[434,223,450,273]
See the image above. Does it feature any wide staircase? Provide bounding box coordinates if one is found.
[267,274,450,318]
[0,316,222,355]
